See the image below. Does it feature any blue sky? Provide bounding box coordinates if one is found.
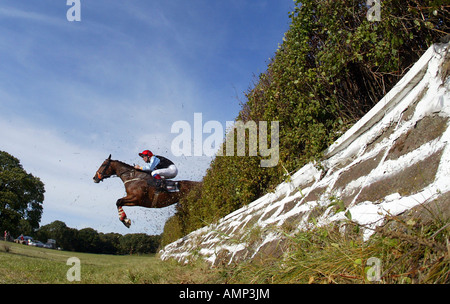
[0,0,294,235]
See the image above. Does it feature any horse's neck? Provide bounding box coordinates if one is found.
[111,161,133,180]
[112,161,149,182]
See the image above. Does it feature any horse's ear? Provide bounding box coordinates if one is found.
[108,154,111,160]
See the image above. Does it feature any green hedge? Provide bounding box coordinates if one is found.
[161,0,448,247]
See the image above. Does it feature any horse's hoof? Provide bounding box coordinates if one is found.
[123,218,131,228]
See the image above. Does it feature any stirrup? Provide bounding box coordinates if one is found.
[165,180,180,193]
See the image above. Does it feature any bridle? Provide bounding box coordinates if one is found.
[96,157,112,182]
[94,156,148,185]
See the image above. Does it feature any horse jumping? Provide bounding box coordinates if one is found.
[93,155,199,228]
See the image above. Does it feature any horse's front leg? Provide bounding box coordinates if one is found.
[116,196,137,228]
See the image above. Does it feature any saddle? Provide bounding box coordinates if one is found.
[147,178,179,193]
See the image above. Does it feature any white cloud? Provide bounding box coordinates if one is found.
[0,115,180,234]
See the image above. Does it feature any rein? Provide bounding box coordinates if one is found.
[118,167,145,185]
[97,159,157,187]
[96,157,112,181]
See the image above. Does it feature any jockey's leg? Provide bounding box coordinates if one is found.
[153,165,178,180]
[153,165,177,192]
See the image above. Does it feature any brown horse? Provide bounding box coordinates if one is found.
[93,155,199,228]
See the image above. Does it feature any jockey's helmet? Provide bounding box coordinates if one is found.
[139,150,153,158]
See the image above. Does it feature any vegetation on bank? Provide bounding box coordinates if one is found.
[161,0,449,246]
[225,215,450,284]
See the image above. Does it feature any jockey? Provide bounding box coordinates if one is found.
[135,150,178,181]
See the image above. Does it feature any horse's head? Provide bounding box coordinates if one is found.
[93,154,115,183]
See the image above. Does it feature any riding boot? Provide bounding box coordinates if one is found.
[153,174,167,192]
[159,179,167,192]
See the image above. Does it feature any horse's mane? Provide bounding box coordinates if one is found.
[111,159,134,169]
[111,159,151,177]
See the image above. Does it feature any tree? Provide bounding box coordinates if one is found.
[76,228,101,253]
[99,232,122,254]
[36,220,75,250]
[119,233,161,255]
[0,151,45,236]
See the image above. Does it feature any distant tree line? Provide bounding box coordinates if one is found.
[35,220,161,255]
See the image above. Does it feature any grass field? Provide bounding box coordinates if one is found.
[2,211,448,284]
[0,240,223,284]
